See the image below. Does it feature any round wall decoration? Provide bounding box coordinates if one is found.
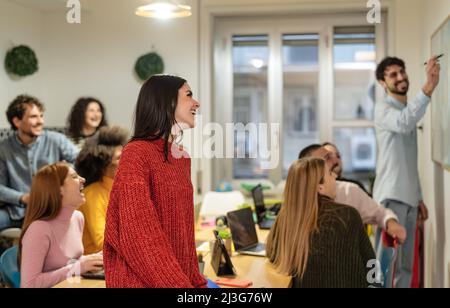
[5,45,39,77]
[135,52,164,81]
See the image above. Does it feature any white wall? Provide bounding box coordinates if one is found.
[417,0,450,288]
[0,0,198,131]
[0,0,44,128]
[40,0,199,131]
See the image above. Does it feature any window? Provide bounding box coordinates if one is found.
[232,35,269,179]
[282,34,320,177]
[333,127,376,190]
[214,16,386,188]
[332,26,378,188]
[333,26,377,121]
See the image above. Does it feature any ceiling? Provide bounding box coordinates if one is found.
[7,0,81,12]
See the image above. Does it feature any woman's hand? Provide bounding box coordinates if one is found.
[79,253,104,274]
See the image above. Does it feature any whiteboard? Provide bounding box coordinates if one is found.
[431,15,450,170]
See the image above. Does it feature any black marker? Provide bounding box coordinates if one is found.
[424,54,444,65]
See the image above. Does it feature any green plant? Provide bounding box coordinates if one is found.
[134,52,164,81]
[217,229,231,239]
[5,45,39,77]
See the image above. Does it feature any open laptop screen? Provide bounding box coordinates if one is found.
[251,185,266,221]
[227,208,259,251]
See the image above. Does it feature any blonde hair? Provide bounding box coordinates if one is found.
[266,157,325,278]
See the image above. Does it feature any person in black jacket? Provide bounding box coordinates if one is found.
[266,157,377,288]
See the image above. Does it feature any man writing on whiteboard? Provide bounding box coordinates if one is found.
[374,56,441,288]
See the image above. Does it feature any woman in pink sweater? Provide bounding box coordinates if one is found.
[19,162,103,288]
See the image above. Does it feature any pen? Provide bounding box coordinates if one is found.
[424,54,444,65]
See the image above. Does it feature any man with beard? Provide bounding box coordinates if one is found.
[322,142,372,196]
[0,95,79,231]
[374,56,440,287]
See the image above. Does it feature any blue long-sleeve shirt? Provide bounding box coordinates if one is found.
[373,90,430,207]
[0,130,79,220]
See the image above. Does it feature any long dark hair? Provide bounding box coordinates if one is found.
[132,74,186,161]
[67,97,108,142]
[75,126,128,186]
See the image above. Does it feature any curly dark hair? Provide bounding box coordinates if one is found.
[75,126,128,186]
[6,95,45,130]
[67,97,108,142]
[375,57,406,81]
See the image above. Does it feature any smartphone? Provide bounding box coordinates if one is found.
[215,277,253,288]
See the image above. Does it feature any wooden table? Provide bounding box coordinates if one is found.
[54,278,105,288]
[54,225,291,288]
[196,225,291,288]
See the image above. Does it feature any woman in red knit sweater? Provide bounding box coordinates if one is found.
[104,75,206,288]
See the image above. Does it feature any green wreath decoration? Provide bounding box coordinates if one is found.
[5,45,39,77]
[135,52,164,81]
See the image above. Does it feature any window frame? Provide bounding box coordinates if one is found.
[213,13,387,187]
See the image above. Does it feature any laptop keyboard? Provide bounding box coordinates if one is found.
[247,243,266,252]
[259,219,274,229]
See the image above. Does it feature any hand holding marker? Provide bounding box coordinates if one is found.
[424,54,444,65]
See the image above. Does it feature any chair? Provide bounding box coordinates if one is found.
[0,228,22,246]
[0,228,21,240]
[376,230,398,288]
[0,246,20,288]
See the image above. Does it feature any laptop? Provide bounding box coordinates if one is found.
[226,208,266,257]
[251,184,275,230]
[82,269,105,280]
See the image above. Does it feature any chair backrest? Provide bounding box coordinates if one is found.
[0,246,20,288]
[376,231,398,288]
[0,228,22,240]
[199,191,245,220]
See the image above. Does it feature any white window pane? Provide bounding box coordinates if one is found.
[282,34,320,177]
[334,27,376,121]
[232,35,269,179]
[333,127,376,191]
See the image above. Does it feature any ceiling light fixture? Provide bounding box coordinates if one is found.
[135,1,192,19]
